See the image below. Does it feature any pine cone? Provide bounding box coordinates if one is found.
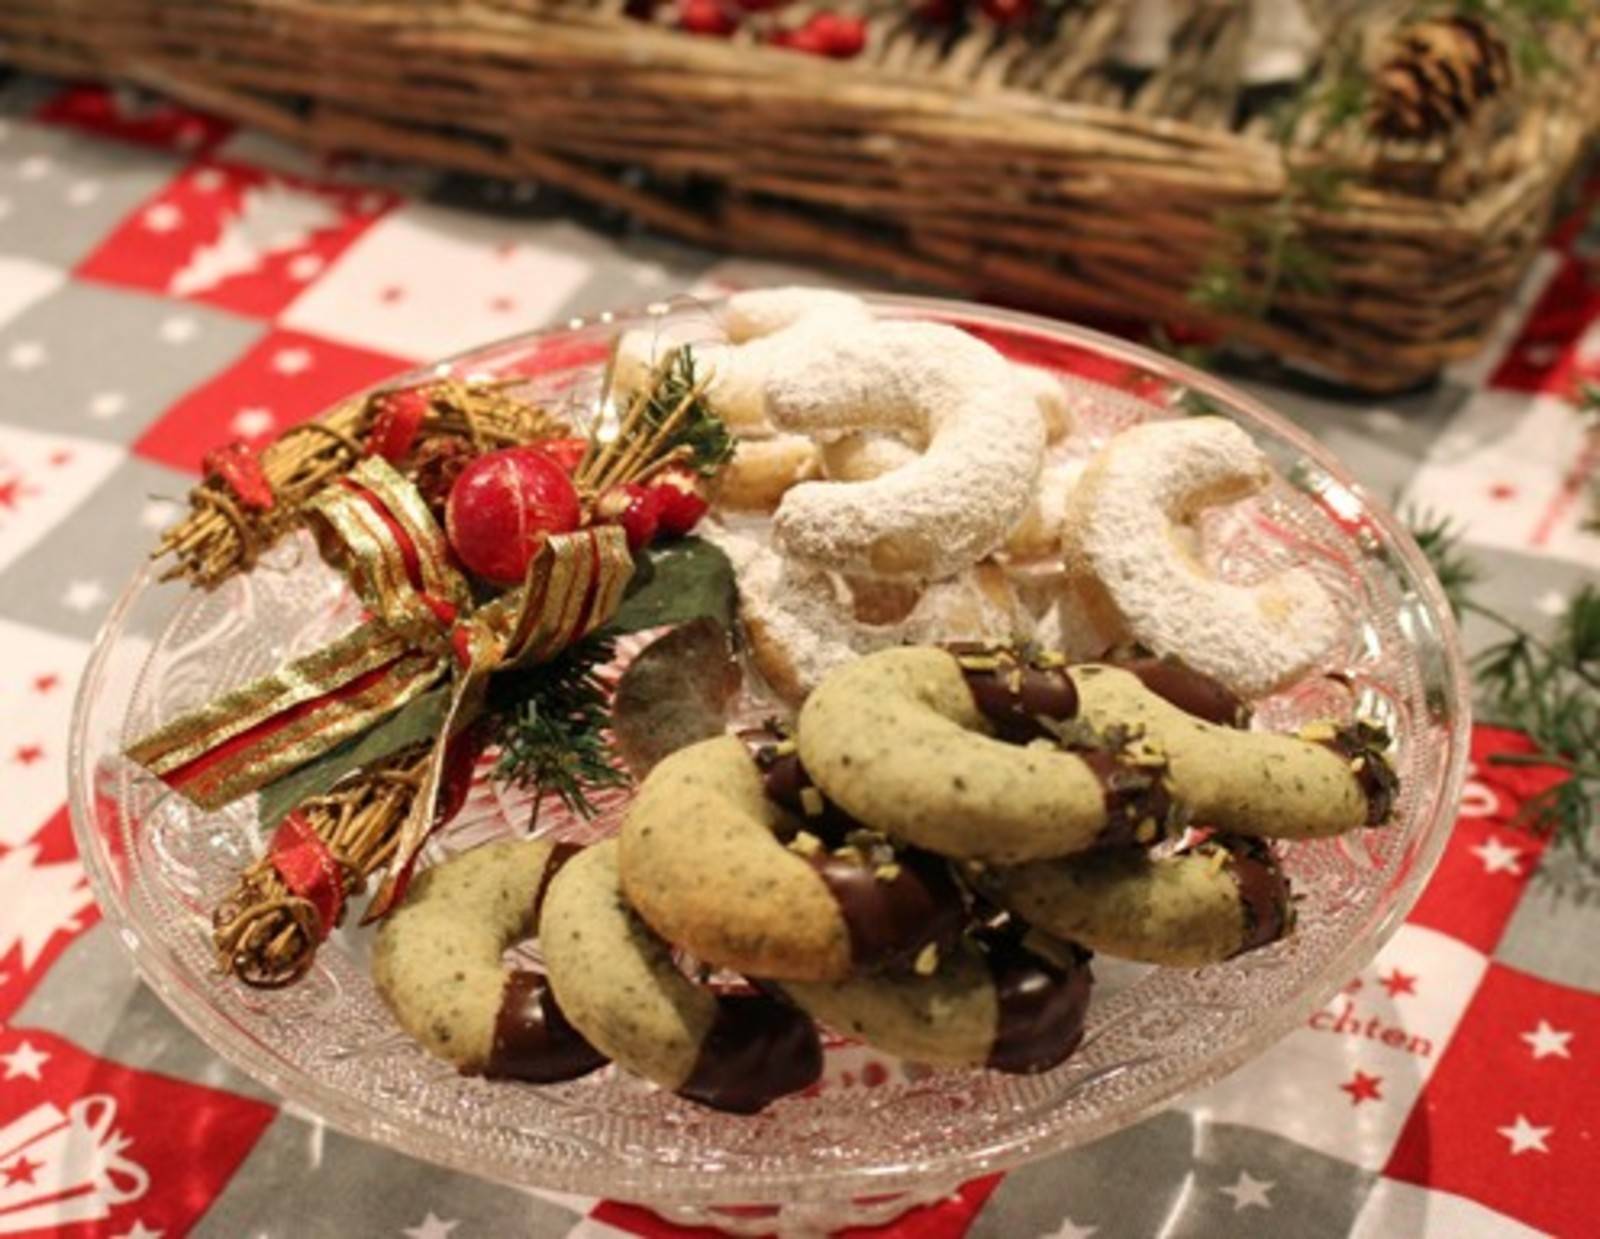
[1370,15,1511,141]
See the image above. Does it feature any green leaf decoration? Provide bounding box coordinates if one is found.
[256,684,451,827]
[601,536,737,636]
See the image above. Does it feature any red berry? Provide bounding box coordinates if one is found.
[596,483,664,552]
[979,0,1031,25]
[534,436,590,475]
[772,11,867,57]
[365,386,431,463]
[646,467,710,538]
[445,447,581,585]
[679,0,738,36]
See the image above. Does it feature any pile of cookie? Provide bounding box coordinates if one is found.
[370,290,1398,1115]
[618,287,1344,704]
[374,644,1396,1114]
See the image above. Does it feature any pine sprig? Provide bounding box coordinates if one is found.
[644,347,734,478]
[486,636,629,821]
[1409,510,1599,854]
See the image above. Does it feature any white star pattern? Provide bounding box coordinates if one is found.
[89,391,128,420]
[402,1213,460,1239]
[0,1040,49,1081]
[66,179,102,207]
[159,315,198,344]
[61,579,108,613]
[1520,1019,1573,1060]
[1471,835,1523,876]
[0,844,92,968]
[1536,590,1568,617]
[16,155,52,181]
[8,340,46,371]
[230,407,276,437]
[1497,1114,1552,1155]
[1218,1171,1274,1211]
[287,253,324,281]
[1041,1218,1097,1239]
[271,346,313,375]
[111,1222,163,1239]
[192,167,225,192]
[143,202,184,233]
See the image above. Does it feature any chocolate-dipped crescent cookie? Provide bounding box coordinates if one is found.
[976,835,1294,966]
[371,838,605,1082]
[795,648,1393,863]
[619,735,963,982]
[782,931,1092,1074]
[541,839,822,1114]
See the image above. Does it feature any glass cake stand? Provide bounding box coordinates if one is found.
[69,295,1469,1234]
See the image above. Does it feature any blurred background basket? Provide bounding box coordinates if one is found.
[1,0,1596,392]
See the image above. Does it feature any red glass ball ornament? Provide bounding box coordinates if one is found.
[445,447,581,585]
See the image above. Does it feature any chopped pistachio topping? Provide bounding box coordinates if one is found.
[773,738,798,757]
[913,942,940,976]
[1298,721,1338,743]
[787,831,823,857]
[874,862,902,882]
[799,785,825,817]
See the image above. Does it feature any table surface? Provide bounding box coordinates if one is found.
[0,74,1595,1239]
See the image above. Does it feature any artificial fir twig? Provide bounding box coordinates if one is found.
[486,635,630,822]
[1409,509,1599,855]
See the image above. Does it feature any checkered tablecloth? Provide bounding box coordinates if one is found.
[0,73,1596,1239]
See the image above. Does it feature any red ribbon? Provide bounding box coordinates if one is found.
[269,811,345,939]
[203,442,275,511]
[365,387,430,463]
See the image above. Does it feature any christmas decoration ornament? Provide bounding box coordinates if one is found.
[446,447,582,584]
[648,466,711,538]
[1371,15,1511,142]
[153,377,564,588]
[595,483,663,552]
[133,346,738,987]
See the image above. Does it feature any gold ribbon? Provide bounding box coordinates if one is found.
[126,458,633,844]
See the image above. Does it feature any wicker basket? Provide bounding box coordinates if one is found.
[2,0,1596,392]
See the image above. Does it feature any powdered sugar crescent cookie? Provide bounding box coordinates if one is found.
[712,434,822,513]
[614,288,874,436]
[1003,459,1086,562]
[764,320,1045,580]
[739,550,1026,704]
[1063,417,1343,696]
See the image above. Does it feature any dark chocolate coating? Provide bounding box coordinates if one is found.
[486,971,609,1083]
[957,661,1079,744]
[1223,837,1293,954]
[677,992,823,1114]
[807,848,966,971]
[984,934,1093,1075]
[1078,749,1175,848]
[1317,726,1399,826]
[1115,655,1251,728]
[755,746,855,840]
[531,841,583,929]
